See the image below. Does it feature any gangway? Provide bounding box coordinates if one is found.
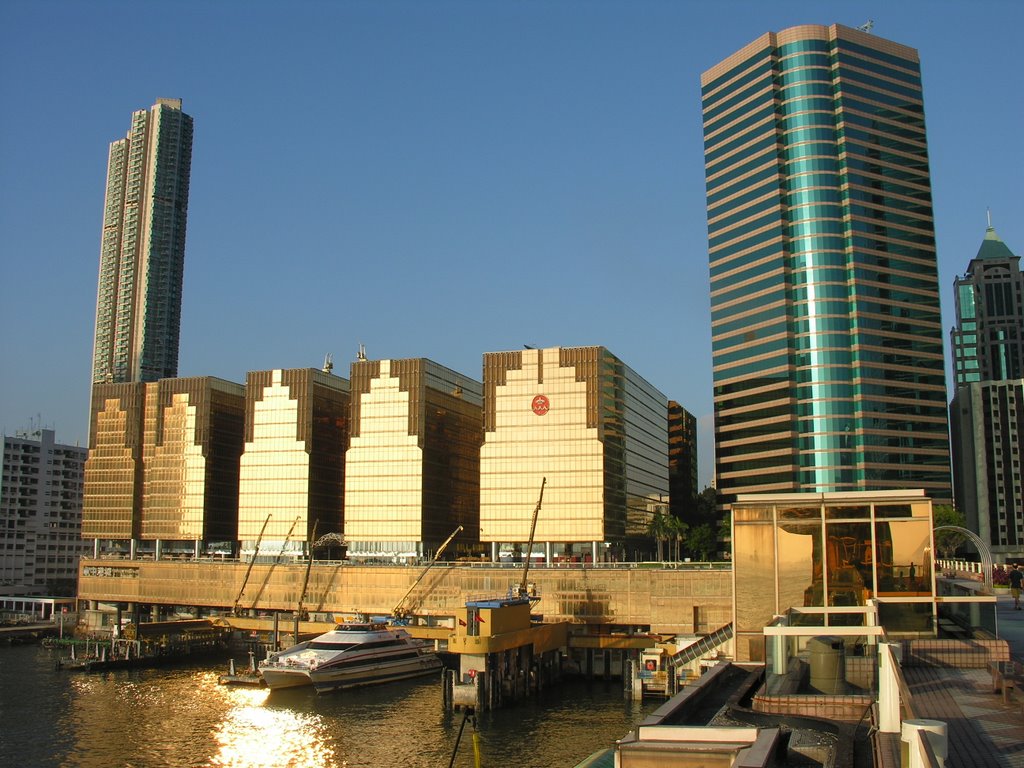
[665,623,734,670]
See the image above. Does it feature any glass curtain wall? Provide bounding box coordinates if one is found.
[344,359,482,559]
[732,491,935,662]
[703,25,951,504]
[238,369,349,556]
[480,346,667,560]
[83,383,146,541]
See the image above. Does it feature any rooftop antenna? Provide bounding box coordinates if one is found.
[987,208,993,228]
[857,20,874,33]
[322,353,333,374]
[357,343,367,361]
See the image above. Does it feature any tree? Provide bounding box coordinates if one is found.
[665,515,689,562]
[687,524,717,561]
[647,512,669,561]
[933,504,968,560]
[693,486,720,527]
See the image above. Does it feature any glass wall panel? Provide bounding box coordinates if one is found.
[878,601,933,633]
[875,519,932,596]
[778,522,820,610]
[825,522,873,606]
[480,347,666,553]
[733,522,776,633]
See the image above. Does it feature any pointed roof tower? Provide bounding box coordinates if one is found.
[976,211,1017,261]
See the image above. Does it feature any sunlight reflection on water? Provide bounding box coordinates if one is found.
[1,647,654,768]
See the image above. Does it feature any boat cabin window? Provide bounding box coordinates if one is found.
[307,641,358,651]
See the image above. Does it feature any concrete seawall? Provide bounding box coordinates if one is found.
[78,560,733,635]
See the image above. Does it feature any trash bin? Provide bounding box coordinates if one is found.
[807,635,846,694]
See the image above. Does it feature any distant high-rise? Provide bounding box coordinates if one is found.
[951,223,1023,385]
[668,401,698,516]
[1,428,88,595]
[91,99,193,386]
[702,25,951,503]
[950,225,1023,554]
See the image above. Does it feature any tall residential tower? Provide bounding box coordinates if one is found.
[702,25,951,503]
[92,99,194,386]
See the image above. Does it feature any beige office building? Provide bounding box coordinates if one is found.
[83,377,245,556]
[344,358,482,559]
[237,369,350,556]
[480,346,668,563]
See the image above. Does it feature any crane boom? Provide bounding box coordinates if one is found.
[392,525,463,620]
[295,520,319,619]
[248,516,300,610]
[233,514,271,614]
[519,477,546,596]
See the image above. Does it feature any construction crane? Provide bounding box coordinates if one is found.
[392,525,463,622]
[233,514,271,615]
[517,477,546,599]
[295,521,318,620]
[247,516,300,610]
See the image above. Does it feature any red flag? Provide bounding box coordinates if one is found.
[474,615,485,623]
[458,619,467,627]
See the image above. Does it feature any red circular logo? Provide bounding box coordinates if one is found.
[532,395,550,416]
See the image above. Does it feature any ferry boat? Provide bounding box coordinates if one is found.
[259,622,442,693]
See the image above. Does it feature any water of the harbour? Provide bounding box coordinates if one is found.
[0,645,656,768]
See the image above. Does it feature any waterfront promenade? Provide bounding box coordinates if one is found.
[877,591,1024,768]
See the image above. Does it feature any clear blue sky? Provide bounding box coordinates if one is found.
[1,1,1021,488]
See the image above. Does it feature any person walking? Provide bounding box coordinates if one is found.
[1009,564,1023,610]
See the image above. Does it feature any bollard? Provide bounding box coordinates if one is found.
[900,719,947,768]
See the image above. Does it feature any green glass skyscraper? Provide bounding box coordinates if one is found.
[702,24,951,502]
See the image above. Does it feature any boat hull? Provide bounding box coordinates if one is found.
[311,654,442,694]
[260,666,315,689]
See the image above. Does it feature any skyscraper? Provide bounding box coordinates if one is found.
[702,24,951,503]
[91,99,193,386]
[950,224,1023,555]
[951,222,1023,385]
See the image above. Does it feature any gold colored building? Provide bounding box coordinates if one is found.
[480,346,668,563]
[139,378,245,548]
[83,382,145,542]
[344,358,482,559]
[83,378,245,556]
[237,369,350,556]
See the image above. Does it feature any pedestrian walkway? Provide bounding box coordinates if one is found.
[877,592,1024,768]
